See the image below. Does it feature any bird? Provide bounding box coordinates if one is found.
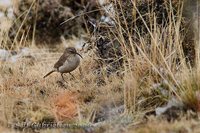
[43,47,82,82]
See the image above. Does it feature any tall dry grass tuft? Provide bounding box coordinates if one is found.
[177,66,200,111]
[123,71,138,114]
[108,0,199,115]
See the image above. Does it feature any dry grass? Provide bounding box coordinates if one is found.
[0,0,200,133]
[0,47,126,132]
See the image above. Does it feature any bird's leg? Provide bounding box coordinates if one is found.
[61,73,67,83]
[69,72,75,79]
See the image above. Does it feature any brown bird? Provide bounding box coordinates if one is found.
[43,47,82,81]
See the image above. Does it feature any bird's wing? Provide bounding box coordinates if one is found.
[54,53,69,69]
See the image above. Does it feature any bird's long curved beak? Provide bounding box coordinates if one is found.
[76,52,83,58]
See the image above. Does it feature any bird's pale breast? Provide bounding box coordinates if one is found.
[58,54,80,73]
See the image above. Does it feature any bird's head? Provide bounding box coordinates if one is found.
[65,47,83,58]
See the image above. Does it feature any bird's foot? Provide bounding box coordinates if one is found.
[56,80,68,89]
[69,72,75,80]
[61,73,68,83]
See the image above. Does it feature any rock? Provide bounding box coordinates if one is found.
[94,105,124,123]
[155,98,186,121]
[0,48,35,63]
[0,0,12,8]
[0,0,14,19]
[0,49,12,61]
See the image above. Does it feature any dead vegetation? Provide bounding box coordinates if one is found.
[8,0,100,45]
[0,0,200,133]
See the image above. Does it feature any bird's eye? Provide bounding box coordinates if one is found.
[69,49,74,53]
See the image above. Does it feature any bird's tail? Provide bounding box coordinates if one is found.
[43,70,56,78]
